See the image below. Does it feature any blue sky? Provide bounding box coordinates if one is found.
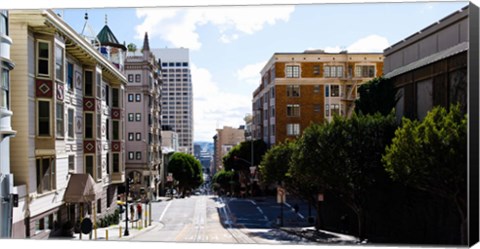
[7,0,470,142]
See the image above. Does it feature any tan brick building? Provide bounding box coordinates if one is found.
[252,51,383,147]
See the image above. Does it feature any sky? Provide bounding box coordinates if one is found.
[5,0,471,142]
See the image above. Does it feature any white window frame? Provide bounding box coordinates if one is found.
[285,65,300,78]
[286,123,300,136]
[37,99,52,137]
[85,154,95,179]
[67,108,74,139]
[56,102,64,138]
[54,42,65,82]
[84,112,94,139]
[36,40,51,78]
[287,104,300,117]
[84,70,94,97]
[36,156,56,194]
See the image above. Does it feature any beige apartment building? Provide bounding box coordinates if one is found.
[212,126,245,175]
[9,10,127,238]
[252,51,383,147]
[124,32,162,201]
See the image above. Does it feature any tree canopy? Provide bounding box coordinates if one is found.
[168,152,204,194]
[355,77,399,116]
[382,104,467,244]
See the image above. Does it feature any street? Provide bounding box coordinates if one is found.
[130,194,316,244]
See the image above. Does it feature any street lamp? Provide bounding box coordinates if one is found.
[124,177,131,236]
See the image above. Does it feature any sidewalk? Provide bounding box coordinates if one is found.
[67,219,159,241]
[64,196,172,241]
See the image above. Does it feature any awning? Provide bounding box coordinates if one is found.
[64,174,101,203]
[384,42,469,79]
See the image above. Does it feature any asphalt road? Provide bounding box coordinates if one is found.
[130,194,316,245]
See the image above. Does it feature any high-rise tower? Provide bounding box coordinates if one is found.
[152,48,193,154]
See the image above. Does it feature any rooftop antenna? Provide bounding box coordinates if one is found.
[80,10,101,51]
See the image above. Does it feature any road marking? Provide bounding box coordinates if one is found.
[159,200,173,222]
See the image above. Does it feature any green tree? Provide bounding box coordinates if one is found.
[258,140,295,185]
[127,43,137,53]
[212,169,235,194]
[167,152,203,195]
[290,112,397,239]
[382,104,467,244]
[289,123,329,230]
[222,139,268,195]
[355,77,399,116]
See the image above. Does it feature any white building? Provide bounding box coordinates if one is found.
[152,48,193,155]
[0,9,16,238]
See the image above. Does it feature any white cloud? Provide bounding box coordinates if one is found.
[347,34,389,52]
[313,35,389,53]
[191,64,251,141]
[135,5,295,50]
[236,61,267,85]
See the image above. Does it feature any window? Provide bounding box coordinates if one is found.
[84,70,93,96]
[84,113,93,139]
[314,85,320,93]
[285,65,299,78]
[68,155,75,172]
[355,65,375,77]
[128,94,134,102]
[135,94,141,102]
[324,66,343,78]
[97,154,102,180]
[113,153,120,172]
[97,114,101,139]
[136,132,141,141]
[314,104,321,113]
[128,113,134,122]
[113,121,119,140]
[128,132,134,141]
[38,100,51,136]
[313,65,320,75]
[135,74,141,82]
[56,102,64,137]
[67,63,74,91]
[286,85,300,97]
[128,152,134,160]
[112,88,119,107]
[135,152,142,160]
[325,85,329,97]
[327,104,340,116]
[1,68,9,109]
[105,85,110,106]
[85,155,94,177]
[97,199,102,214]
[96,71,102,99]
[37,41,50,77]
[287,104,300,117]
[106,118,110,141]
[36,157,55,194]
[0,10,8,35]
[135,113,141,122]
[331,85,340,97]
[55,44,64,82]
[286,123,300,136]
[128,74,133,82]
